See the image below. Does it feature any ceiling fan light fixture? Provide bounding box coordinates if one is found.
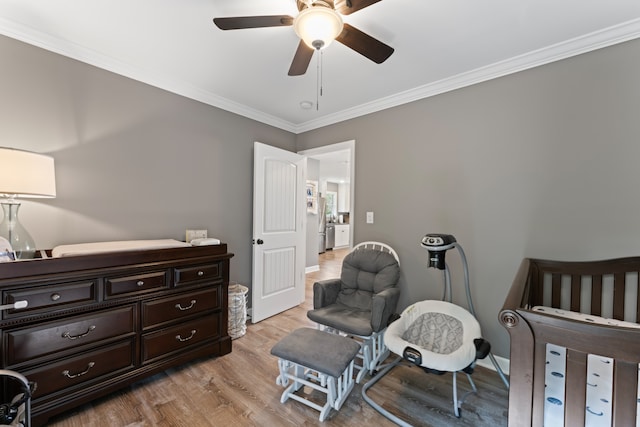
[294,6,344,50]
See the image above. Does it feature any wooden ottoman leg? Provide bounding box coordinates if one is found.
[276,359,290,387]
[334,359,355,411]
[271,328,362,421]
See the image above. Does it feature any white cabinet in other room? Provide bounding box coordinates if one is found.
[335,224,350,248]
[338,183,350,212]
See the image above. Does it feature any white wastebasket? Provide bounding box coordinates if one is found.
[228,283,249,339]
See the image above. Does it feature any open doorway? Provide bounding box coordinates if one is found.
[299,140,355,273]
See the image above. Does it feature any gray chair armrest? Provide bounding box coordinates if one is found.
[313,279,342,309]
[371,287,401,332]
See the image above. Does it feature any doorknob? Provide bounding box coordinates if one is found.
[253,239,264,245]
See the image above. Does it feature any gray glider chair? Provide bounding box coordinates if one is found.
[307,242,401,382]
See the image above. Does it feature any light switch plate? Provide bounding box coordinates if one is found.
[186,229,208,242]
[366,212,374,224]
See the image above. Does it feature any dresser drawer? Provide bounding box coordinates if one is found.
[3,281,97,317]
[105,271,168,298]
[142,287,221,329]
[174,263,220,286]
[25,340,134,399]
[6,306,135,366]
[142,314,220,363]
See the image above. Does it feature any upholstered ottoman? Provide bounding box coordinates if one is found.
[271,327,361,421]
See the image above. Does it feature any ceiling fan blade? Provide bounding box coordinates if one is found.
[335,0,383,15]
[335,23,393,64]
[288,41,315,76]
[213,15,293,30]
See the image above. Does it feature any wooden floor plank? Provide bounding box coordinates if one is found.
[48,248,509,426]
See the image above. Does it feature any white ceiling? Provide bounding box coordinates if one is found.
[1,1,640,134]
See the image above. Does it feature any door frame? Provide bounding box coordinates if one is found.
[298,140,355,248]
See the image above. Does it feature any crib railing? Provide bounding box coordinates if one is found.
[500,256,640,427]
[525,256,640,321]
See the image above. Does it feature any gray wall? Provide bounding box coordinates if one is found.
[296,38,640,358]
[4,31,640,359]
[0,35,296,291]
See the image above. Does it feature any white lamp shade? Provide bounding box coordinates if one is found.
[294,6,344,49]
[0,147,56,198]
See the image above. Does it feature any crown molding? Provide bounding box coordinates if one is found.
[293,17,640,134]
[0,17,298,133]
[2,16,640,135]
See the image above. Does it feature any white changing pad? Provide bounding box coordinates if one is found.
[52,239,191,258]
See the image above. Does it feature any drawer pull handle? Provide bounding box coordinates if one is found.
[62,325,96,340]
[62,362,95,379]
[51,293,61,301]
[175,300,197,311]
[137,280,145,286]
[197,271,204,277]
[176,329,197,342]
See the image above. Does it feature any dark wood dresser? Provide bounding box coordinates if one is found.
[0,244,233,426]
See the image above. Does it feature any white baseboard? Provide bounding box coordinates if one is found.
[476,354,510,377]
[305,265,320,274]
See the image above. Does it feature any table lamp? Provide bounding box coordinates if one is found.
[0,147,56,259]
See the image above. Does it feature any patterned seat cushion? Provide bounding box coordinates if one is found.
[402,312,463,355]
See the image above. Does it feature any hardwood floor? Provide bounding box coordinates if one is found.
[48,248,508,427]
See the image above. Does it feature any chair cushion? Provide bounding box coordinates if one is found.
[307,304,374,336]
[337,248,400,311]
[271,328,361,378]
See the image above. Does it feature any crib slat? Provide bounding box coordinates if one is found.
[613,272,625,320]
[552,274,561,308]
[612,360,637,426]
[591,275,603,316]
[570,274,581,312]
[564,349,586,427]
[531,341,548,427]
[530,267,542,306]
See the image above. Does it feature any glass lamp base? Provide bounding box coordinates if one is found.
[0,202,36,260]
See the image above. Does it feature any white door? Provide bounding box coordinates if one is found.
[252,142,306,323]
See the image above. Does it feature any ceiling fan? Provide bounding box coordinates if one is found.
[213,0,394,76]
